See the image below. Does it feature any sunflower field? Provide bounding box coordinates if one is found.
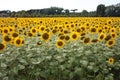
[0,17,120,80]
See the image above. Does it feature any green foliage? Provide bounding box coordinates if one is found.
[1,36,120,80]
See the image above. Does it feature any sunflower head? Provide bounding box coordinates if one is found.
[108,57,114,64]
[98,33,106,41]
[41,32,51,42]
[70,32,79,41]
[90,27,98,34]
[110,32,117,39]
[105,35,112,41]
[91,39,98,44]
[107,39,115,47]
[3,27,9,34]
[65,35,70,42]
[0,42,6,52]
[30,27,37,36]
[14,37,23,47]
[11,32,19,38]
[56,40,65,48]
[83,37,91,44]
[2,35,12,43]
[27,32,33,37]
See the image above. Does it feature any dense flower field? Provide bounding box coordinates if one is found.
[0,17,120,80]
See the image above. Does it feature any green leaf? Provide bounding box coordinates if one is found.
[95,73,104,80]
[1,63,7,68]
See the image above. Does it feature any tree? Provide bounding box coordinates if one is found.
[81,10,88,16]
[96,4,106,17]
[64,9,70,15]
[71,9,78,13]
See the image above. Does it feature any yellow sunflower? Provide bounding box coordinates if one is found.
[83,37,91,45]
[56,39,65,48]
[41,32,51,42]
[70,32,79,41]
[90,27,98,34]
[91,39,98,44]
[98,33,106,41]
[30,27,37,36]
[2,34,12,43]
[107,39,115,47]
[11,32,19,38]
[14,37,23,47]
[3,27,10,34]
[0,42,6,52]
[108,57,114,64]
[110,32,117,39]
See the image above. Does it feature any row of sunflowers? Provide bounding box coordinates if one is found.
[0,17,120,80]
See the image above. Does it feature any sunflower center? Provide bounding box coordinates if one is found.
[0,43,4,50]
[4,36,11,42]
[105,35,111,41]
[108,41,113,45]
[65,36,70,41]
[28,32,33,37]
[41,27,44,31]
[10,29,13,31]
[72,34,77,39]
[100,35,104,39]
[52,29,57,34]
[42,33,49,40]
[16,39,21,44]
[32,29,36,33]
[12,33,18,38]
[4,30,8,33]
[57,41,63,46]
[92,39,98,43]
[84,38,90,43]
[77,28,81,32]
[91,28,96,32]
[59,35,65,40]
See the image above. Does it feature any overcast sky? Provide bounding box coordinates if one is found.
[0,0,119,12]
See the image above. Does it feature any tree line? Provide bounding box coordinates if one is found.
[0,3,120,17]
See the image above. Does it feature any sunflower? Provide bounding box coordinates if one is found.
[27,32,33,37]
[11,32,19,38]
[65,35,70,42]
[41,32,51,42]
[91,39,98,44]
[105,35,112,41]
[70,32,79,41]
[108,57,114,64]
[56,40,64,48]
[2,35,12,43]
[110,32,117,39]
[110,28,116,33]
[14,37,22,47]
[59,35,65,40]
[83,37,91,44]
[39,26,46,32]
[107,39,115,47]
[76,28,81,33]
[52,29,57,34]
[0,42,6,52]
[3,27,9,34]
[107,20,112,25]
[98,33,106,41]
[30,27,37,35]
[8,26,15,32]
[80,32,86,37]
[80,26,86,32]
[63,29,69,34]
[98,27,102,33]
[90,27,98,34]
